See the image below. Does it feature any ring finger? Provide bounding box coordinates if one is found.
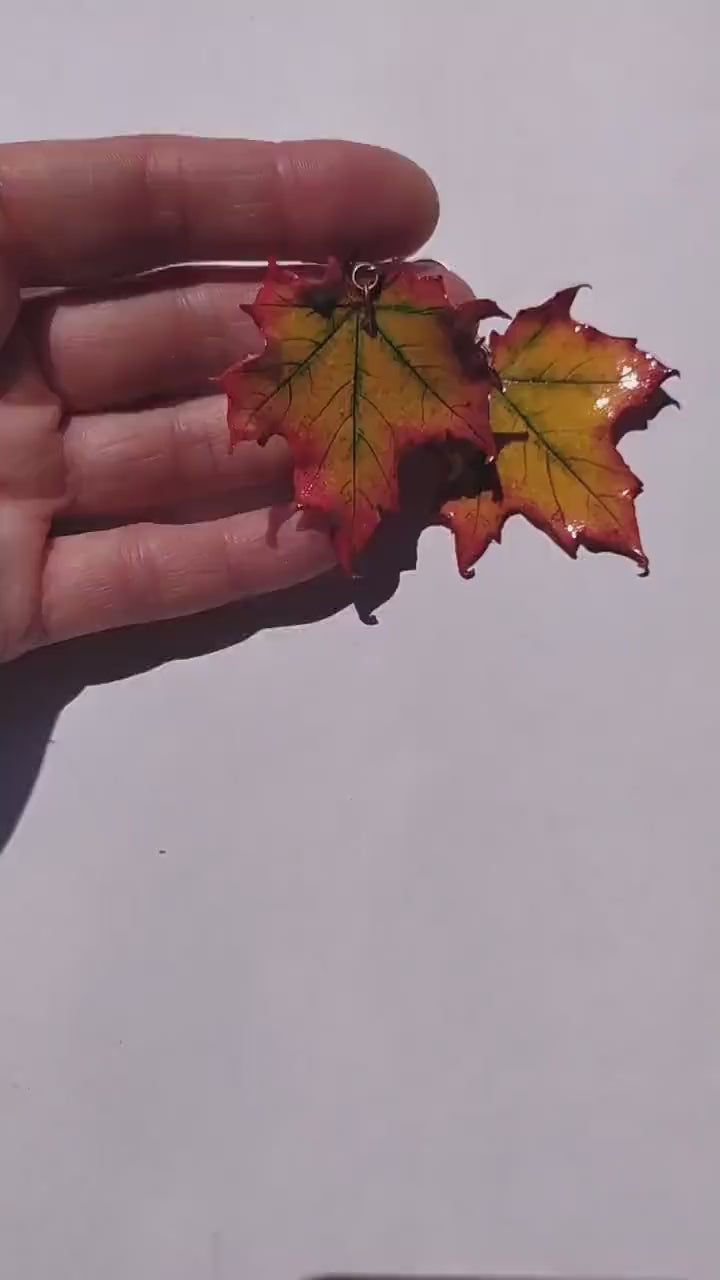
[60,392,292,522]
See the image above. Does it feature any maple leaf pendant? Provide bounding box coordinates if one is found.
[222,259,677,579]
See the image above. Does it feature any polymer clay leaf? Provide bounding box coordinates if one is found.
[223,260,499,571]
[442,287,676,574]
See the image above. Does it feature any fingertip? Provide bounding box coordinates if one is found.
[364,145,440,255]
[278,140,439,260]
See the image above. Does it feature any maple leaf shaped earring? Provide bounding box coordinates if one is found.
[222,259,677,583]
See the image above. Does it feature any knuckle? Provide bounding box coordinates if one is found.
[140,139,188,251]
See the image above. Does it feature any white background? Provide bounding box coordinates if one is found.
[1,3,718,1278]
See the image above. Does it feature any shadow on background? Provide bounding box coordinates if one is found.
[0,502,440,857]
[0,437,494,855]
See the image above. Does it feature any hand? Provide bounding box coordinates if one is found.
[0,134,437,662]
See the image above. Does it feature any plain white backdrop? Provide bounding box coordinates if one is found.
[1,3,718,1278]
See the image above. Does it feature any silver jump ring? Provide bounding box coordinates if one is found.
[351,262,380,296]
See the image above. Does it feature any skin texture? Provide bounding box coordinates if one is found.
[0,135,438,662]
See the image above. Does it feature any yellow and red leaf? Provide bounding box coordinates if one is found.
[222,260,500,571]
[441,287,676,575]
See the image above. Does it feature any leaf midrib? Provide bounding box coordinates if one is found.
[495,384,625,530]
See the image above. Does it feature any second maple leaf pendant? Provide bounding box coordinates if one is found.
[222,258,676,579]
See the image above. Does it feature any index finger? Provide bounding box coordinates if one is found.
[0,135,439,287]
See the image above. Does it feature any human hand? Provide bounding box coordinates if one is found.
[0,134,437,662]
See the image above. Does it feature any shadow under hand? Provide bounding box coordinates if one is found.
[0,445,477,854]
[0,570,347,855]
[0,438,496,855]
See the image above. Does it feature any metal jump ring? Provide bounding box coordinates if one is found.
[350,262,380,296]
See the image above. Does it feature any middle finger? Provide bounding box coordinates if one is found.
[30,275,262,412]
